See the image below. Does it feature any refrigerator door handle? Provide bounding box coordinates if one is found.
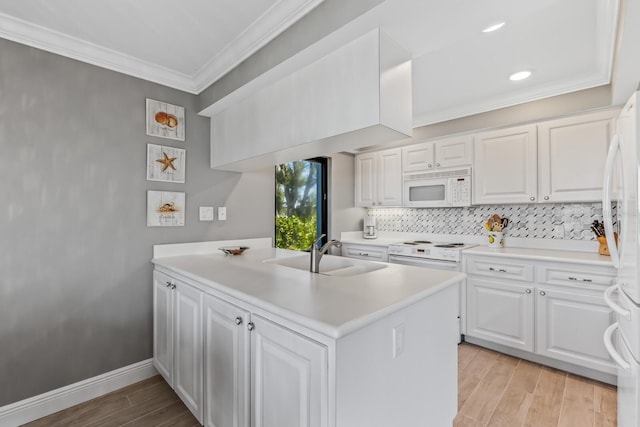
[603,322,631,370]
[602,134,621,268]
[604,283,632,320]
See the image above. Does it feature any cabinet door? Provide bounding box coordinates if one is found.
[204,295,250,427]
[376,148,402,206]
[435,135,472,168]
[251,315,328,427]
[354,152,377,207]
[536,287,616,374]
[473,124,538,204]
[467,277,535,351]
[153,271,174,386]
[174,280,204,423]
[402,141,434,172]
[538,110,617,202]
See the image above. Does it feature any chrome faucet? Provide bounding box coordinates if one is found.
[310,234,343,273]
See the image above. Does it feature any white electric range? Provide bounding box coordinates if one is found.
[387,240,477,271]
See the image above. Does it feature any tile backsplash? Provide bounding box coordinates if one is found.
[367,203,617,241]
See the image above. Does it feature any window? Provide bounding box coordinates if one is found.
[275,158,327,251]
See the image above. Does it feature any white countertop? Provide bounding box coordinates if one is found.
[462,245,614,267]
[152,247,464,339]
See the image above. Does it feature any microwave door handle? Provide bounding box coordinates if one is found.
[602,134,620,268]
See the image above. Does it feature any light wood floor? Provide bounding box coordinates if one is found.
[24,343,617,427]
[454,343,617,427]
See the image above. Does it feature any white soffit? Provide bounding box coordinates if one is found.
[0,0,324,94]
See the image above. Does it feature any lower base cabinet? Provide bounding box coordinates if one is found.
[154,266,460,427]
[464,255,617,380]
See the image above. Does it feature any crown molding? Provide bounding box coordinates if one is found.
[0,0,324,94]
[191,0,325,94]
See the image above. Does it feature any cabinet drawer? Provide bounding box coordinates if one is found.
[536,263,615,289]
[465,256,534,282]
[342,244,388,262]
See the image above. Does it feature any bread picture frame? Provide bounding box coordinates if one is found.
[146,98,185,141]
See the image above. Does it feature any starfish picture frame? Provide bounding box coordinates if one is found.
[146,143,186,183]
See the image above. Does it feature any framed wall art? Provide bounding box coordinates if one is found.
[147,143,186,183]
[147,191,185,227]
[146,98,185,141]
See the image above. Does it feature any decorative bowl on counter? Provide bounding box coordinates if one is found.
[219,246,250,256]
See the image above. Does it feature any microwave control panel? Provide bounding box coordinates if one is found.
[450,176,471,206]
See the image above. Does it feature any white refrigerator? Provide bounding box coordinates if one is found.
[602,91,640,427]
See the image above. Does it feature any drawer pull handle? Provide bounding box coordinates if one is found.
[489,267,495,271]
[568,276,578,281]
[525,289,531,294]
[498,269,507,273]
[582,278,592,283]
[539,291,546,296]
[359,253,369,256]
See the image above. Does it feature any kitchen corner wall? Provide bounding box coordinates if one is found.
[368,202,617,240]
[0,38,274,406]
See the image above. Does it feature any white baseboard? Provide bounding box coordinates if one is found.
[0,359,157,427]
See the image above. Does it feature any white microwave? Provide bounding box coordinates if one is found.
[403,167,472,207]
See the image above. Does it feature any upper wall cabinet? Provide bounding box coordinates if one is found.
[473,109,619,205]
[402,135,472,172]
[473,124,538,204]
[355,148,402,207]
[537,110,618,202]
[205,29,412,172]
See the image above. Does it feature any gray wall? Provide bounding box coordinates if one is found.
[0,38,273,406]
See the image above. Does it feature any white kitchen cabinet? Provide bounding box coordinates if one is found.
[464,252,617,382]
[204,294,250,427]
[153,271,174,385]
[466,277,535,352]
[536,286,616,374]
[355,148,402,207]
[472,124,538,204]
[152,270,204,424]
[402,135,472,172]
[341,242,388,262]
[251,314,328,427]
[537,110,618,202]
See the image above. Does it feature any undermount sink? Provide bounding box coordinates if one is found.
[264,254,387,276]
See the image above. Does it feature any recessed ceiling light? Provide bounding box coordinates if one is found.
[509,70,532,81]
[482,22,505,33]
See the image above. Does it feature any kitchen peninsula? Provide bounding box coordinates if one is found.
[152,238,463,427]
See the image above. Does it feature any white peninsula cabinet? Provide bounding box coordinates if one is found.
[354,148,402,207]
[402,135,472,172]
[153,251,460,427]
[464,251,617,384]
[153,270,204,423]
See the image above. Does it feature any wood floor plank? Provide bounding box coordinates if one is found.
[594,382,617,427]
[458,352,519,424]
[121,400,194,426]
[488,359,541,427]
[157,411,201,427]
[558,374,595,427]
[457,347,501,410]
[83,384,179,427]
[126,380,174,406]
[523,366,567,427]
[458,343,481,372]
[453,413,485,427]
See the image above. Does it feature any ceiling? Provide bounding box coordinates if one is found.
[0,0,623,126]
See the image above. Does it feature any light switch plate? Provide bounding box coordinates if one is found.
[218,207,227,221]
[199,207,214,221]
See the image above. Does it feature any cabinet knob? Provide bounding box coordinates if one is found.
[544,196,550,200]
[165,281,172,288]
[436,163,441,167]
[530,196,535,201]
[235,316,243,326]
[247,322,255,331]
[428,164,433,168]
[525,289,532,294]
[568,276,578,281]
[582,278,593,283]
[171,284,176,290]
[539,291,546,296]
